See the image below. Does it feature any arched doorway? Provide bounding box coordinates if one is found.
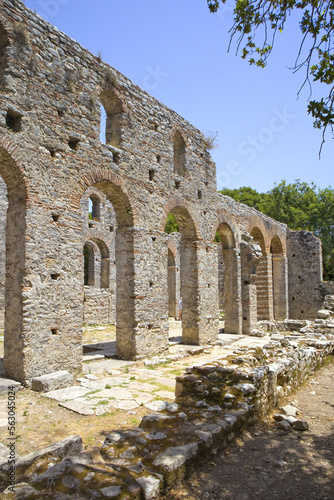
[90,180,134,359]
[251,227,273,320]
[271,235,288,320]
[164,206,199,344]
[216,222,242,334]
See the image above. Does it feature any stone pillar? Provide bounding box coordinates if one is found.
[239,233,262,335]
[193,241,219,345]
[168,252,176,318]
[180,237,200,344]
[223,248,242,334]
[242,274,258,335]
[272,255,289,320]
[5,204,84,385]
[116,228,169,360]
[255,253,274,320]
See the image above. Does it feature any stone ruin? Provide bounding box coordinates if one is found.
[0,0,333,386]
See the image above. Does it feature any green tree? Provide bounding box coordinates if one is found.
[208,0,334,150]
[220,180,334,280]
[164,213,179,233]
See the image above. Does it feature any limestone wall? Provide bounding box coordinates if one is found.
[0,0,327,383]
[287,230,334,319]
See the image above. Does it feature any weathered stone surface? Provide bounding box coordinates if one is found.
[31,370,74,392]
[43,387,91,402]
[294,420,309,431]
[0,436,82,487]
[137,474,161,500]
[276,420,292,431]
[281,405,298,417]
[59,399,95,416]
[0,378,21,396]
[153,443,198,472]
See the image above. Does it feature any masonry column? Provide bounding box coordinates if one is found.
[116,228,169,360]
[239,233,262,335]
[272,255,289,320]
[191,241,219,345]
[223,248,242,334]
[242,274,258,335]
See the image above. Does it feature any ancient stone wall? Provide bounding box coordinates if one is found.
[287,230,334,319]
[0,0,329,384]
[81,187,116,325]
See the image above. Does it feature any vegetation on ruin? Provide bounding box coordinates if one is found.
[220,180,334,280]
[207,0,334,151]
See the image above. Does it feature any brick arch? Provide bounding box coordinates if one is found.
[70,169,139,225]
[169,125,188,145]
[214,207,238,245]
[270,235,284,255]
[167,239,178,259]
[160,197,201,238]
[0,138,30,201]
[250,226,266,253]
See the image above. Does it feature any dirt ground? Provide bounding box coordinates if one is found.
[165,358,334,500]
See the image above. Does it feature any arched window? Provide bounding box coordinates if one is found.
[83,243,95,286]
[173,131,186,176]
[89,194,101,222]
[100,90,123,147]
[0,23,9,89]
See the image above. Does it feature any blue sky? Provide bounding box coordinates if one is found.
[23,0,333,192]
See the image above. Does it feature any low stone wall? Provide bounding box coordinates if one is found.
[2,325,334,499]
[83,287,115,325]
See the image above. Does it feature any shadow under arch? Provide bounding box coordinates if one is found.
[270,234,288,320]
[163,203,200,344]
[0,146,27,382]
[89,180,135,359]
[250,226,273,321]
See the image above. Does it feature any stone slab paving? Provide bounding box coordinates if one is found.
[42,387,91,402]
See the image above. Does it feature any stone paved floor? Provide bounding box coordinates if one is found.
[0,321,270,418]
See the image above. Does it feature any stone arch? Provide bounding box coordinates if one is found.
[173,130,187,177]
[71,170,139,225]
[0,145,27,382]
[83,240,95,286]
[251,227,273,320]
[162,202,199,344]
[161,198,200,238]
[79,178,135,358]
[270,235,288,320]
[91,237,110,289]
[250,227,266,252]
[215,222,242,334]
[217,222,236,249]
[270,235,284,255]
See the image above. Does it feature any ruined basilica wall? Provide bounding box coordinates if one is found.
[287,230,334,319]
[81,187,116,325]
[0,0,219,381]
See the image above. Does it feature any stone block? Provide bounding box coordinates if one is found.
[31,371,74,392]
[0,436,83,486]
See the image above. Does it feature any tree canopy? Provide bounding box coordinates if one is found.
[207,0,334,151]
[220,181,334,280]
